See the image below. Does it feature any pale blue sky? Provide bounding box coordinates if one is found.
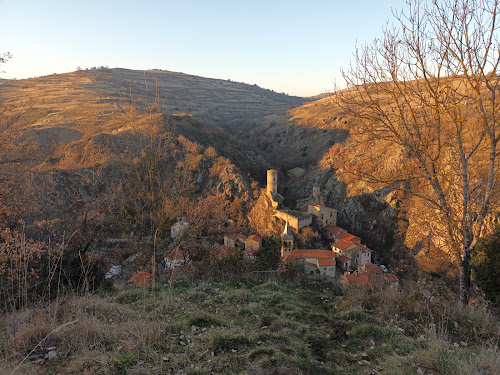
[1,0,405,96]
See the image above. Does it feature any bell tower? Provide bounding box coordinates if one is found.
[281,218,294,257]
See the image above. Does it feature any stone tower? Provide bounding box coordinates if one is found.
[267,169,277,196]
[312,186,321,200]
[281,219,294,257]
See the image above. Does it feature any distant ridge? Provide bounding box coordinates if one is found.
[85,68,307,128]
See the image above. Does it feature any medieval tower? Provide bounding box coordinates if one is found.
[267,169,277,195]
[281,219,294,256]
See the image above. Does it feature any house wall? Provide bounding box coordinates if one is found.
[359,252,371,265]
[319,265,335,278]
[224,236,236,247]
[245,240,260,251]
[275,210,313,231]
[342,247,362,268]
[307,205,337,226]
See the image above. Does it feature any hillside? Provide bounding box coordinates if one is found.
[0,68,305,134]
[2,273,498,375]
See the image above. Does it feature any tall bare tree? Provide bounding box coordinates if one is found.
[337,0,500,304]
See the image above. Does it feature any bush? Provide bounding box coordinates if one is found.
[471,227,500,305]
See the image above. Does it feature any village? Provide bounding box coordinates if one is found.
[140,169,400,290]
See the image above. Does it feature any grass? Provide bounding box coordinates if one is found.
[0,276,499,374]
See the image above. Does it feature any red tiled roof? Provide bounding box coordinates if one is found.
[291,249,335,259]
[361,264,383,274]
[318,258,336,266]
[361,245,372,254]
[300,205,309,211]
[164,247,188,261]
[332,240,356,251]
[218,245,237,258]
[336,255,351,264]
[244,248,256,255]
[236,233,246,242]
[245,234,262,245]
[385,273,399,282]
[322,224,344,236]
[127,271,152,288]
[337,232,361,243]
[304,262,318,269]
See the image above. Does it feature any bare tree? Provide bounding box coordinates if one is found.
[337,0,500,304]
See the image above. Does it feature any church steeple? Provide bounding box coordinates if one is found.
[281,218,294,256]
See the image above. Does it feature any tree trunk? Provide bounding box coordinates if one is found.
[459,251,471,306]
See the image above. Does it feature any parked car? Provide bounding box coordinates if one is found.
[379,265,389,273]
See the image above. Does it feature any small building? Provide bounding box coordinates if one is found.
[337,232,361,245]
[332,238,364,268]
[306,203,337,227]
[224,233,246,248]
[245,234,262,251]
[171,219,189,239]
[164,248,190,269]
[335,254,352,272]
[127,271,152,288]
[243,248,257,260]
[287,249,336,278]
[341,264,399,290]
[322,224,345,241]
[275,208,313,231]
[359,245,372,266]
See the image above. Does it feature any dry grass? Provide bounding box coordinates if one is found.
[0,275,498,374]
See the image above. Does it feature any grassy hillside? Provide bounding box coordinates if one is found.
[1,273,498,375]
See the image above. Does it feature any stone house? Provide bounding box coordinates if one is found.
[243,248,257,260]
[306,203,337,227]
[322,224,345,241]
[224,233,246,248]
[331,235,371,269]
[342,264,399,290]
[336,232,361,245]
[287,249,336,278]
[164,248,190,269]
[335,254,352,272]
[274,208,313,231]
[245,234,262,251]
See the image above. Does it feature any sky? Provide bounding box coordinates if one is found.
[1,0,405,97]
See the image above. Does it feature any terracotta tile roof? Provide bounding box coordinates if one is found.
[304,262,318,269]
[337,232,361,243]
[225,234,238,241]
[246,234,262,245]
[342,272,369,287]
[218,245,237,258]
[361,245,372,254]
[332,240,355,251]
[291,249,335,259]
[361,263,383,274]
[164,248,187,261]
[385,273,399,282]
[342,264,397,289]
[300,205,309,211]
[323,224,344,236]
[225,234,245,245]
[243,248,256,256]
[318,258,336,266]
[336,255,351,264]
[127,271,152,288]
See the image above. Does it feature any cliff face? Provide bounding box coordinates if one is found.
[248,191,284,238]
